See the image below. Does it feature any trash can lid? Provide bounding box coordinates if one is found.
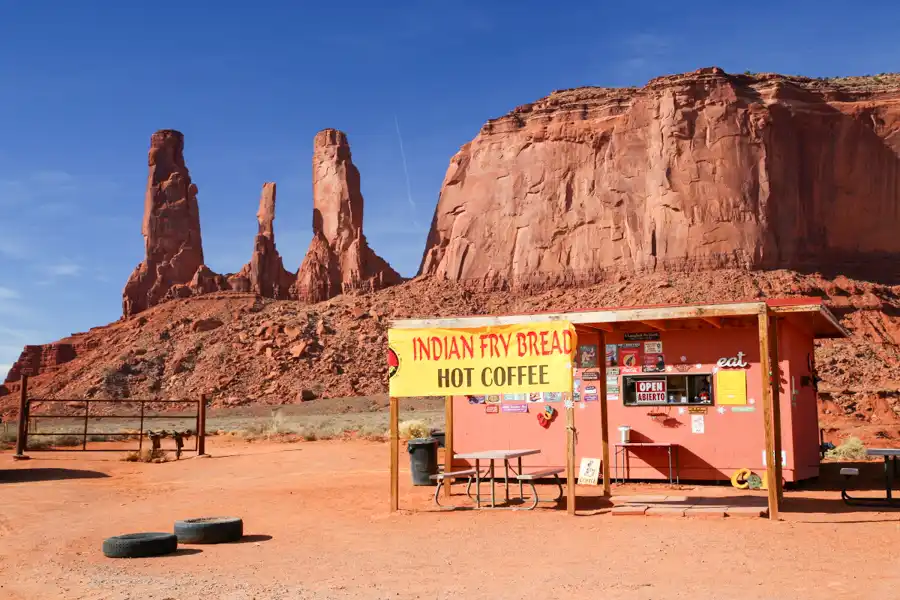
[407,436,438,446]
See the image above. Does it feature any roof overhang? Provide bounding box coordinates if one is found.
[390,297,849,340]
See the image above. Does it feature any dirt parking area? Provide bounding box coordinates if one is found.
[1,439,899,600]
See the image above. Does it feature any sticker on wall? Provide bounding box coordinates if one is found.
[564,399,575,409]
[501,403,528,413]
[695,363,702,369]
[581,371,600,381]
[688,406,708,415]
[605,344,619,367]
[485,404,499,414]
[731,406,756,413]
[584,395,599,402]
[577,458,601,485]
[666,366,674,373]
[749,398,756,405]
[503,393,525,402]
[580,402,587,409]
[717,406,726,414]
[578,344,598,368]
[608,394,620,401]
[644,341,663,354]
[762,450,787,467]
[678,407,686,415]
[606,367,620,377]
[468,395,486,404]
[691,414,705,434]
[680,355,687,362]
[486,395,501,404]
[625,332,660,341]
[527,392,544,403]
[542,392,562,403]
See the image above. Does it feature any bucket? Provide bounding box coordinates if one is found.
[407,437,439,486]
[618,426,631,444]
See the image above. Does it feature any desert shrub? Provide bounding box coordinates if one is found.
[825,437,867,461]
[27,435,82,450]
[359,423,388,441]
[122,449,169,463]
[399,419,431,440]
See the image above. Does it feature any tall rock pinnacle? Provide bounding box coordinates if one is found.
[293,129,402,302]
[123,130,208,316]
[237,182,296,298]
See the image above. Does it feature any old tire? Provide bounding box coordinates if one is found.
[102,533,178,558]
[174,517,243,544]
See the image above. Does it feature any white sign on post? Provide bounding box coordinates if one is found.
[635,379,667,403]
[578,457,601,485]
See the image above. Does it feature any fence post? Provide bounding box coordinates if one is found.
[13,375,30,460]
[197,395,207,456]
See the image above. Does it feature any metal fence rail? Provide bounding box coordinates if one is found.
[11,376,207,458]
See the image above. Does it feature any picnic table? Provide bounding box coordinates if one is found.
[840,448,900,507]
[430,449,564,510]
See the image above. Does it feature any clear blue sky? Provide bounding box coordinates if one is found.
[1,0,898,378]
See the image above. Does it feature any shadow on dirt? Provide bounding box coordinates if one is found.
[0,468,110,484]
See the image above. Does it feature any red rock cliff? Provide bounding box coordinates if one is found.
[235,183,296,299]
[419,68,900,286]
[123,130,208,315]
[294,129,402,302]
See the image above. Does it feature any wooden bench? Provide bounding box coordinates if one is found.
[431,469,485,509]
[516,467,565,509]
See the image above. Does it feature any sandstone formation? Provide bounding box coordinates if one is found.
[123,130,206,316]
[420,67,900,287]
[294,129,402,302]
[236,183,296,299]
[4,343,76,383]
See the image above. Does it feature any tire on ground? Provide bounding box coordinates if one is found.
[102,533,178,558]
[174,517,243,544]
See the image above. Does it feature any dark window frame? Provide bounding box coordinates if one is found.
[621,373,715,407]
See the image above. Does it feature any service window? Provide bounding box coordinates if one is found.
[622,374,714,406]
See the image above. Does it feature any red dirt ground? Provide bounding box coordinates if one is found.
[1,439,899,600]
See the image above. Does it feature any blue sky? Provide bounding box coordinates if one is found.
[1,1,898,378]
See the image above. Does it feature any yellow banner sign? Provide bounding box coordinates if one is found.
[388,322,577,397]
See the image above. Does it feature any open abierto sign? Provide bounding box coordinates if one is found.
[635,379,667,403]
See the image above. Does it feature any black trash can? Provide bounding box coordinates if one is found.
[407,437,439,486]
[431,430,446,449]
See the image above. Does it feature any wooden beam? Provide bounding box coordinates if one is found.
[390,396,399,513]
[598,331,611,496]
[13,375,29,459]
[770,316,784,503]
[577,323,614,333]
[640,320,667,331]
[701,316,723,328]
[566,372,577,515]
[757,310,780,520]
[390,301,767,330]
[444,395,454,499]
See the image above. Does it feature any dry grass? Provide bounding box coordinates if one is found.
[825,436,867,461]
[399,419,432,440]
[122,449,170,463]
[26,435,82,450]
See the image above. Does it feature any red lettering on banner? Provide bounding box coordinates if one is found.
[461,335,474,359]
[550,331,563,355]
[528,331,540,356]
[562,330,573,355]
[499,334,511,356]
[516,332,527,357]
[447,336,460,360]
[540,331,549,355]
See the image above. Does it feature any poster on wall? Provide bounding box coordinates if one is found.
[573,379,582,402]
[527,392,544,403]
[486,395,501,404]
[503,393,525,402]
[606,344,619,367]
[642,352,666,373]
[468,395,486,404]
[619,343,641,374]
[501,403,529,413]
[716,370,747,405]
[644,341,663,354]
[578,344,598,368]
[625,332,660,341]
[542,392,562,402]
[691,414,705,434]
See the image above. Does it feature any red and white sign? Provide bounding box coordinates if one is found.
[635,379,667,403]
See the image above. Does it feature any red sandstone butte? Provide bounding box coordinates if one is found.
[419,67,900,287]
[123,130,207,316]
[236,183,296,299]
[293,129,402,302]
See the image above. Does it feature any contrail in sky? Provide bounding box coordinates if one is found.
[393,114,420,227]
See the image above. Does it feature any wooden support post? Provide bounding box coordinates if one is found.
[769,316,784,503]
[598,331,611,496]
[444,395,454,498]
[13,375,29,459]
[390,396,399,513]
[197,395,207,456]
[758,309,780,520]
[566,374,577,515]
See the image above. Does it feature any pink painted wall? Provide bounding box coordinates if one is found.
[452,322,821,483]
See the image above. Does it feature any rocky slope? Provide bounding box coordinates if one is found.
[420,68,900,287]
[4,270,900,447]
